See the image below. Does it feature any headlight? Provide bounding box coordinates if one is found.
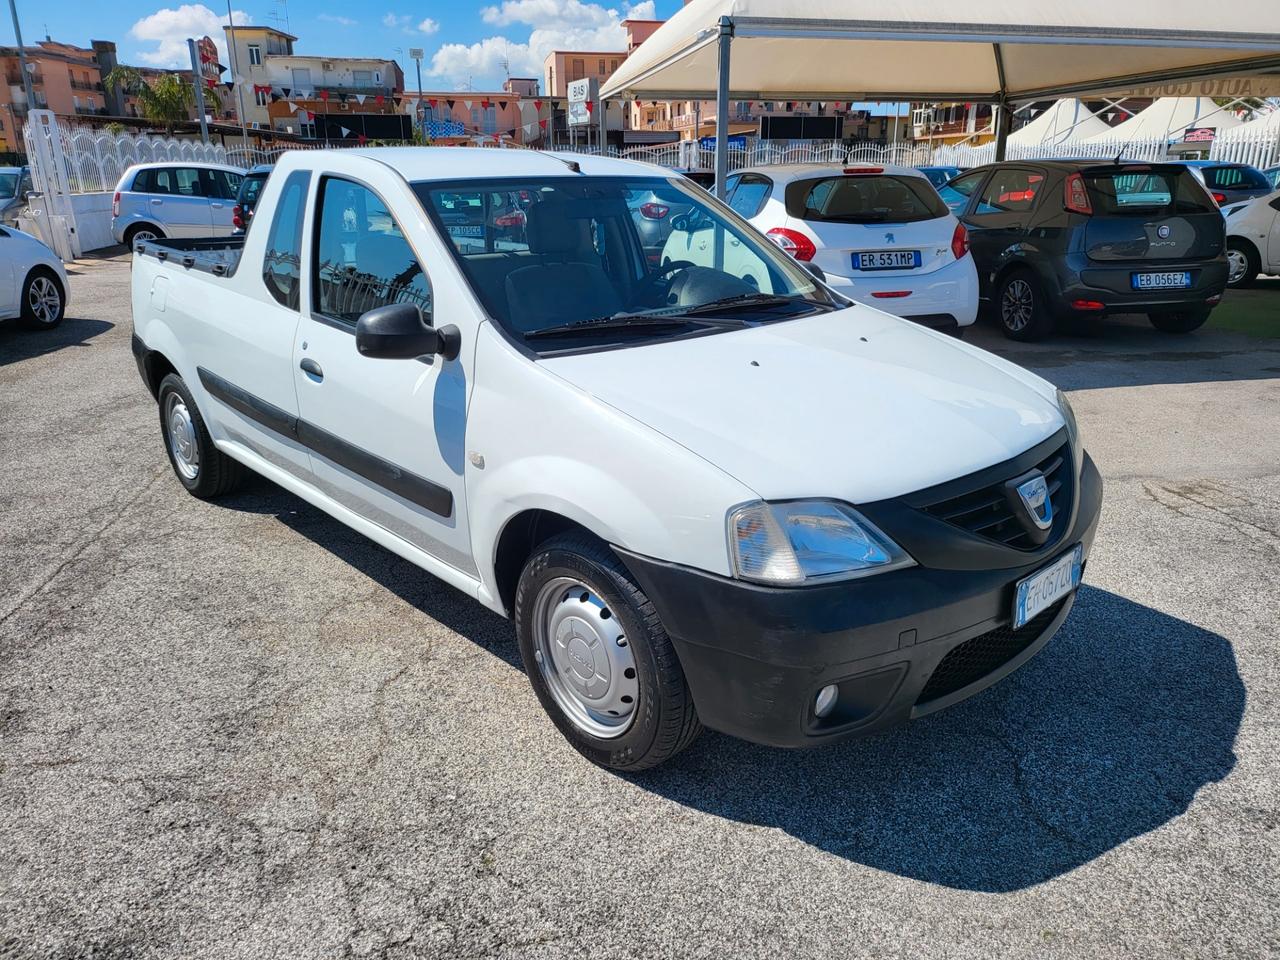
[727,500,914,586]
[1056,388,1083,471]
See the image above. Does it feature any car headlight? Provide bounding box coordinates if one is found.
[1056,388,1083,471]
[727,500,914,586]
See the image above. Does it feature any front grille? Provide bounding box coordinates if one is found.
[921,443,1071,549]
[916,599,1066,705]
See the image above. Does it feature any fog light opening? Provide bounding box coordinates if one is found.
[814,684,839,719]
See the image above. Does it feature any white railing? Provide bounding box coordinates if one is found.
[1210,114,1280,170]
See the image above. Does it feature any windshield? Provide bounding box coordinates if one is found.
[0,173,19,199]
[238,174,268,211]
[414,176,834,349]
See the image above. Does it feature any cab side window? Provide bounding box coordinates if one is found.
[262,170,310,310]
[313,177,432,325]
[727,175,770,219]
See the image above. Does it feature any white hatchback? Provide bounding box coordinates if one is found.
[699,163,978,334]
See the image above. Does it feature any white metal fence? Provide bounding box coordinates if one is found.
[1209,115,1280,170]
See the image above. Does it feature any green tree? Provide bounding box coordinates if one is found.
[104,67,220,135]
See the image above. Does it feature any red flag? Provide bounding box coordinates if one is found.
[480,98,490,109]
[306,111,315,121]
[533,99,542,111]
[375,94,385,105]
[428,98,438,109]
[585,100,594,113]
[318,89,329,101]
[538,118,547,129]
[358,133,368,145]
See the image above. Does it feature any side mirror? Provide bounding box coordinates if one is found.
[670,212,689,232]
[803,261,827,283]
[355,302,460,361]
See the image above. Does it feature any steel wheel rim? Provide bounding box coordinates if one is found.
[1001,278,1034,331]
[532,577,639,739]
[1226,248,1248,285]
[28,276,60,324]
[164,392,200,481]
[132,230,156,245]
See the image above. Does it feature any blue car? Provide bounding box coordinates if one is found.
[916,165,965,189]
[1170,160,1273,206]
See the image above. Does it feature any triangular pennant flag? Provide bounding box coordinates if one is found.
[480,98,490,109]
[498,100,507,110]
[463,100,472,110]
[538,118,547,129]
[585,101,594,113]
[534,99,542,111]
[306,111,315,121]
[286,100,296,112]
[281,87,291,98]
[341,126,351,137]
[338,92,348,104]
[318,89,329,101]
[355,93,365,105]
[428,98,438,109]
[224,80,234,92]
[375,94,385,105]
[393,96,403,107]
[446,99,455,109]
[358,134,367,145]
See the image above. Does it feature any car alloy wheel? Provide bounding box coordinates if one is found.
[531,576,640,739]
[1001,277,1035,332]
[27,275,61,325]
[1226,247,1250,286]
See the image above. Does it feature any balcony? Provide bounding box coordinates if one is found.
[6,71,44,86]
[70,79,100,91]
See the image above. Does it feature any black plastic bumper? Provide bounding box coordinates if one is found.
[1049,255,1228,317]
[616,452,1103,749]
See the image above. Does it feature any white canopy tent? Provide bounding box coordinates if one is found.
[598,0,1280,195]
[1008,99,1111,146]
[1087,96,1243,142]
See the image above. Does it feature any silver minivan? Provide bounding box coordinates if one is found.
[111,162,246,247]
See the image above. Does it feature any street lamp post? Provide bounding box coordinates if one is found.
[7,0,35,145]
[224,0,249,144]
[409,47,424,139]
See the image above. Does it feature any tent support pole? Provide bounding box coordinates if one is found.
[992,42,1010,162]
[714,16,733,200]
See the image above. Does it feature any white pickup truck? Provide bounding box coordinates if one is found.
[130,148,1102,770]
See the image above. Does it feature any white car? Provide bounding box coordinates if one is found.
[1221,188,1280,287]
[110,161,246,247]
[0,224,68,330]
[129,148,1101,770]
[666,163,980,335]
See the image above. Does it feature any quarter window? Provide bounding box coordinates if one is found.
[975,169,1044,215]
[313,177,432,325]
[727,176,770,219]
[262,171,310,309]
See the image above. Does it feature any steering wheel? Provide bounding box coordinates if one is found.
[636,259,697,306]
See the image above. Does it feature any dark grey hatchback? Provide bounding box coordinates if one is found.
[939,160,1228,340]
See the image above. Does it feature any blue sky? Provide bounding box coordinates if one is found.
[9,0,683,92]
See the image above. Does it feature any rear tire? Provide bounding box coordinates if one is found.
[156,373,244,499]
[995,270,1054,341]
[1225,239,1259,288]
[1148,310,1210,334]
[514,532,701,770]
[17,268,65,330]
[124,223,164,248]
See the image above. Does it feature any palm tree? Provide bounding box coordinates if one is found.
[104,67,220,135]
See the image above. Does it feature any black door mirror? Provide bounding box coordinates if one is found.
[355,303,460,361]
[803,261,827,283]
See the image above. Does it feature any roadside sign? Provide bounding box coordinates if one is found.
[1181,126,1217,143]
[568,77,597,126]
[408,47,424,60]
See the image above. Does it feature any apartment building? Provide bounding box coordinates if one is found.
[0,39,108,150]
[263,56,406,141]
[221,24,296,128]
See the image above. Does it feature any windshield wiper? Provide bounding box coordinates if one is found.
[678,292,808,315]
[524,312,744,340]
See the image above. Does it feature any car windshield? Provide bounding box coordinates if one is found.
[0,173,19,198]
[786,175,949,224]
[414,176,835,349]
[239,174,267,210]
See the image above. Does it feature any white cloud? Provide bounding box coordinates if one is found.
[318,13,357,26]
[428,0,653,85]
[382,12,411,28]
[129,4,251,69]
[418,18,440,34]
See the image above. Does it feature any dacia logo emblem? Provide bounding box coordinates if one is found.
[884,232,896,244]
[1016,473,1053,531]
[1157,225,1171,239]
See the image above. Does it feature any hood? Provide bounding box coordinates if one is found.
[542,305,1064,504]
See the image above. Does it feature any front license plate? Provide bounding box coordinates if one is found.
[1131,271,1191,290]
[855,250,921,270]
[1013,544,1083,629]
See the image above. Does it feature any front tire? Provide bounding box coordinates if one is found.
[996,270,1054,341]
[514,533,701,770]
[1225,239,1259,288]
[17,268,65,330]
[156,373,244,499]
[1149,310,1210,334]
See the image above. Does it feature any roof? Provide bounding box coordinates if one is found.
[316,147,673,181]
[735,162,927,182]
[124,160,247,174]
[1008,99,1111,146]
[224,24,298,41]
[1087,97,1243,141]
[600,0,1280,102]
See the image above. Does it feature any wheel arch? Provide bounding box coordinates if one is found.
[123,221,165,243]
[138,346,179,399]
[491,508,618,617]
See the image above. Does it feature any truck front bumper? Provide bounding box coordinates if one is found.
[616,449,1103,749]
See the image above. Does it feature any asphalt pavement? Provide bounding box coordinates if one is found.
[1,253,1278,959]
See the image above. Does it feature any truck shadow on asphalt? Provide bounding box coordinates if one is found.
[227,479,1244,894]
[0,317,113,367]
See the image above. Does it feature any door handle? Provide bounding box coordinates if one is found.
[299,358,324,382]
[150,198,163,205]
[211,202,223,209]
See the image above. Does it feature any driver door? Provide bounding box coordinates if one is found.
[293,173,478,576]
